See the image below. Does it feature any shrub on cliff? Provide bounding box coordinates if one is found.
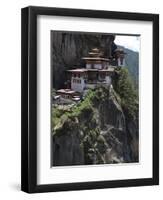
[114,68,138,119]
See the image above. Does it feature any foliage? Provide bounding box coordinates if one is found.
[51,107,66,128]
[52,89,96,132]
[70,89,95,117]
[114,68,138,119]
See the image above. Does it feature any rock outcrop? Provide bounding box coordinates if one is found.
[52,86,139,166]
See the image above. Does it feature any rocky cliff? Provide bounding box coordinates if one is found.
[52,83,139,166]
[51,31,139,166]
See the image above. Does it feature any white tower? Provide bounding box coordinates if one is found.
[68,69,87,93]
[114,48,126,67]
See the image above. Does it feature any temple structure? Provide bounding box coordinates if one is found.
[114,48,126,67]
[68,48,115,93]
[55,47,126,103]
[55,89,80,104]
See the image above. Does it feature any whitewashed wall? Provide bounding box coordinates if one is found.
[71,78,85,92]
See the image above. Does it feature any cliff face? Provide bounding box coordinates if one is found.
[52,86,139,166]
[51,31,139,166]
[51,31,115,89]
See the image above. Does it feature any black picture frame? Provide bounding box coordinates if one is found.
[21,6,159,193]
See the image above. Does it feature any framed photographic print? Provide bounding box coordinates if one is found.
[21,6,159,193]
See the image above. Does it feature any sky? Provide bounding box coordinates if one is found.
[114,35,140,52]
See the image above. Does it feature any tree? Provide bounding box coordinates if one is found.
[114,68,138,119]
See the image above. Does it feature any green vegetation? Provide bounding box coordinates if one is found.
[52,86,111,131]
[70,89,95,117]
[52,107,66,128]
[114,68,138,119]
[52,89,96,134]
